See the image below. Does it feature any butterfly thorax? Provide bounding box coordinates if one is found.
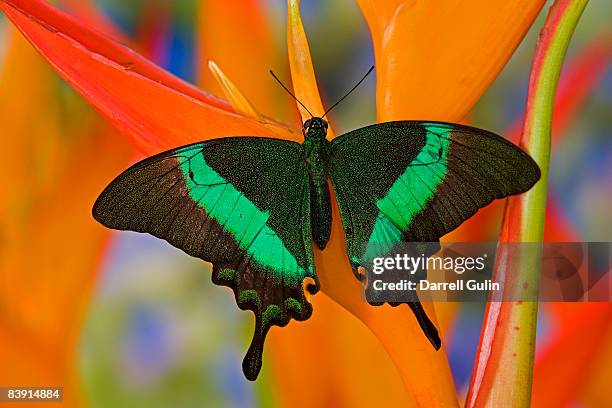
[302,118,332,250]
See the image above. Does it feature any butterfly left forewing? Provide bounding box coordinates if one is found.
[329,121,540,346]
[93,137,316,380]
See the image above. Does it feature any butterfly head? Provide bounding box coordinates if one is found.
[270,66,375,143]
[303,117,329,140]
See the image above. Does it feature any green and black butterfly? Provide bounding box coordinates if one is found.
[93,67,540,381]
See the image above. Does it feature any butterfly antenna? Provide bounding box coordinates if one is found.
[269,70,314,118]
[322,65,375,119]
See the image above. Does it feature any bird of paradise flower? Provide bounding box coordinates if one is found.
[1,0,610,407]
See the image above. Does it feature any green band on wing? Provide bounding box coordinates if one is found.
[362,215,403,261]
[179,152,306,282]
[367,123,452,248]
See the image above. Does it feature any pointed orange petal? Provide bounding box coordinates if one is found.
[208,60,261,120]
[287,0,334,136]
[357,0,546,122]
[0,0,302,155]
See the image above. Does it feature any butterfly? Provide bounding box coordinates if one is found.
[93,68,540,381]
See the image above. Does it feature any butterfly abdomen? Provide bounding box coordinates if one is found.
[303,137,332,250]
[309,179,332,249]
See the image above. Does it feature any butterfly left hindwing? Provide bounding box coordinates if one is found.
[93,137,317,380]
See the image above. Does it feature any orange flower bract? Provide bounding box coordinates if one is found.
[357,0,546,122]
[0,0,565,406]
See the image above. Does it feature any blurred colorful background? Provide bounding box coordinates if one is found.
[0,0,610,407]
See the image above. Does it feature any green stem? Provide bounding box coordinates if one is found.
[466,1,588,407]
[520,0,589,243]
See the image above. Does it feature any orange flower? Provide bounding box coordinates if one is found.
[0,0,558,406]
